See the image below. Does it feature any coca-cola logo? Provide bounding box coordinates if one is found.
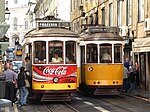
[43,66,67,76]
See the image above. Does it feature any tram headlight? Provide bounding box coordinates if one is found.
[53,77,59,83]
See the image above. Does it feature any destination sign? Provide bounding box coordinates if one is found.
[37,21,70,28]
[88,27,108,34]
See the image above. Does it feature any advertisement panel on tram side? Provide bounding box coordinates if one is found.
[32,65,77,83]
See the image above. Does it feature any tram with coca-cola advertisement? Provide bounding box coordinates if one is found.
[22,16,80,101]
[79,25,124,95]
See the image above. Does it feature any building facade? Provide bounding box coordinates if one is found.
[70,0,99,33]
[33,0,70,21]
[6,0,29,47]
[70,0,150,91]
[132,0,150,91]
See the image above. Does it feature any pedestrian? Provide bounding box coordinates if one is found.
[134,62,140,88]
[2,63,16,105]
[123,66,129,92]
[17,67,29,107]
[124,57,129,70]
[128,61,136,91]
[25,56,32,96]
[10,63,18,102]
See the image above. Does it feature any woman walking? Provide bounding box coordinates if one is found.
[17,67,29,107]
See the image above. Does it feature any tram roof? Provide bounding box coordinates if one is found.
[24,28,79,38]
[80,32,123,41]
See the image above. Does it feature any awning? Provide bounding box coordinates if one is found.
[133,37,150,52]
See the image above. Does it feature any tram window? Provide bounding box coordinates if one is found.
[34,41,46,64]
[114,44,122,63]
[66,41,76,64]
[49,41,63,63]
[86,44,98,63]
[100,44,112,63]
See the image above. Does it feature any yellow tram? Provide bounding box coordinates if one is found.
[79,25,124,95]
[22,16,80,101]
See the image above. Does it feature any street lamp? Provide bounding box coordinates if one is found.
[5,1,10,20]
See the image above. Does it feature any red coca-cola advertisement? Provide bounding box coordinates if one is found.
[32,65,77,83]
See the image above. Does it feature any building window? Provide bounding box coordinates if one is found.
[90,15,93,25]
[25,21,28,30]
[14,0,17,4]
[13,17,17,31]
[77,21,80,33]
[95,12,98,25]
[74,22,76,31]
[71,0,73,12]
[109,3,113,26]
[101,8,105,25]
[126,0,132,25]
[117,0,122,26]
[74,0,76,10]
[138,0,144,22]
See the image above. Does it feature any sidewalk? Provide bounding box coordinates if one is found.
[126,88,150,101]
[0,99,12,112]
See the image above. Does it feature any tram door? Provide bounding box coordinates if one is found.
[139,53,146,90]
[80,46,85,84]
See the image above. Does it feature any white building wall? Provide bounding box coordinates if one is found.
[38,0,70,21]
[57,0,70,21]
[6,0,29,47]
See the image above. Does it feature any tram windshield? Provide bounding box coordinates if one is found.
[100,44,112,63]
[49,41,63,63]
[48,41,76,64]
[33,40,76,64]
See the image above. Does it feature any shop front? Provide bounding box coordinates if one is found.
[133,37,150,91]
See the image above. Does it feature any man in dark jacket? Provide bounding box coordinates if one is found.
[3,63,16,105]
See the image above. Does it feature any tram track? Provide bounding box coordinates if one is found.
[44,102,79,112]
[98,98,133,112]
[123,93,150,102]
[64,102,80,112]
[98,94,150,112]
[78,93,150,112]
[44,104,53,112]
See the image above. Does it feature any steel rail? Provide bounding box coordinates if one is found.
[64,102,80,112]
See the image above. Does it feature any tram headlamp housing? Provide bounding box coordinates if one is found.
[53,77,59,83]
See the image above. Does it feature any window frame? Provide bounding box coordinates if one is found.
[33,41,46,64]
[99,43,112,63]
[48,40,63,64]
[86,44,98,63]
[114,44,122,63]
[65,41,76,64]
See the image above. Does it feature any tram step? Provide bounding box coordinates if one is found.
[41,93,71,101]
[94,88,120,95]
